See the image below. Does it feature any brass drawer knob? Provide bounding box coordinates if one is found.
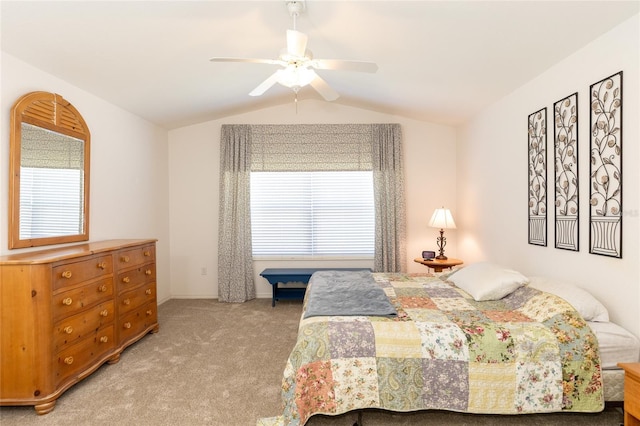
[64,326,73,334]
[100,310,109,317]
[61,270,73,279]
[99,336,108,343]
[122,277,130,283]
[145,288,152,295]
[143,250,151,257]
[123,299,130,305]
[123,322,131,329]
[64,356,74,365]
[97,262,107,270]
[121,256,130,263]
[146,310,153,316]
[145,269,152,276]
[62,298,73,306]
[98,285,108,292]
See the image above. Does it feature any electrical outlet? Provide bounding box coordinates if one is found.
[201,267,207,275]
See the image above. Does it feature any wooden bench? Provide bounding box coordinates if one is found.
[260,268,372,307]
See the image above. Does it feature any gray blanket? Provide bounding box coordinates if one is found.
[303,270,397,319]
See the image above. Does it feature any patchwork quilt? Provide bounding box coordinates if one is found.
[262,272,603,426]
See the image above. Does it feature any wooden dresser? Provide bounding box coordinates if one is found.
[0,239,159,414]
[619,363,640,426]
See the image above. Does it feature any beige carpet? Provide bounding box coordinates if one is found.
[0,298,624,426]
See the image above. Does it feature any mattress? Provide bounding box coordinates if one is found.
[589,320,640,370]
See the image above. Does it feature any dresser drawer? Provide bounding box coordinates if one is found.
[116,245,155,269]
[119,302,158,346]
[116,264,156,292]
[54,301,114,352]
[53,255,113,291]
[53,278,114,321]
[118,285,156,316]
[55,325,115,386]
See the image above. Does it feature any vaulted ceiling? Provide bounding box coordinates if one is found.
[2,1,638,129]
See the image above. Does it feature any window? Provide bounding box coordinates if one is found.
[250,171,374,257]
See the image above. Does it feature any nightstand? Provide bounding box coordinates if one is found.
[619,363,640,426]
[414,257,463,272]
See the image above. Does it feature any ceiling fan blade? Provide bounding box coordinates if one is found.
[309,74,339,101]
[311,59,378,73]
[286,30,308,57]
[210,57,282,66]
[249,71,282,96]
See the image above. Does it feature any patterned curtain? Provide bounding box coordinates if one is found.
[372,124,406,272]
[218,125,255,302]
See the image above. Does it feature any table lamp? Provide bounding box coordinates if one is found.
[428,207,456,260]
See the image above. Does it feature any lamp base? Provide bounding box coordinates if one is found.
[435,229,448,261]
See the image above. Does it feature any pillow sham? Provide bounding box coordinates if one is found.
[447,262,529,301]
[528,276,609,322]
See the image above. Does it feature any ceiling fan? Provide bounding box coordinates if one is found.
[210,0,378,101]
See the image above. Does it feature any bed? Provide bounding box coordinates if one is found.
[259,265,639,426]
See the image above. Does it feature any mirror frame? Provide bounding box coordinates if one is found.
[9,91,90,249]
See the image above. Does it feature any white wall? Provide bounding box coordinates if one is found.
[0,53,172,303]
[168,100,457,299]
[457,16,640,337]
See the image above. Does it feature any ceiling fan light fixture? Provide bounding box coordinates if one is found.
[277,65,316,89]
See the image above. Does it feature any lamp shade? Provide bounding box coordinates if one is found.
[429,208,456,229]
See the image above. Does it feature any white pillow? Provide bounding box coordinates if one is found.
[528,276,609,322]
[448,262,529,301]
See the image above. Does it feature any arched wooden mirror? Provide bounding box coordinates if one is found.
[9,92,90,249]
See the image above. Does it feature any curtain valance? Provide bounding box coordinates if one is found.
[251,124,373,171]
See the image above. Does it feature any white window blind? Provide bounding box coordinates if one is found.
[19,167,84,239]
[250,171,374,257]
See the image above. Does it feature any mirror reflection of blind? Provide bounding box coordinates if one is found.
[19,167,85,239]
[21,123,84,169]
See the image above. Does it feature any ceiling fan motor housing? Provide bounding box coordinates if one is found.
[287,1,305,18]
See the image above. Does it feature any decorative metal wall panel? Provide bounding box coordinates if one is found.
[589,71,622,258]
[528,108,547,246]
[553,93,579,251]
